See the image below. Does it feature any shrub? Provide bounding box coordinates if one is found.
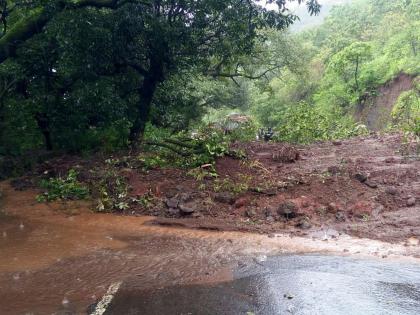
[36,169,89,202]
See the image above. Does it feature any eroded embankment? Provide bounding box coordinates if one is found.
[354,73,415,130]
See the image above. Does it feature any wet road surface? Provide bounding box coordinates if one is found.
[1,184,420,315]
[104,255,420,315]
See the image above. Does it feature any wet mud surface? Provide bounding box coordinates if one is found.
[0,133,419,314]
[0,183,419,314]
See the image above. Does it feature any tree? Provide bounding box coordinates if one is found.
[0,0,321,147]
[328,42,371,93]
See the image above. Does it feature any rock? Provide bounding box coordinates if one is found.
[406,237,419,246]
[283,293,294,299]
[264,206,276,217]
[266,216,275,222]
[234,197,248,208]
[277,201,298,219]
[167,208,179,216]
[245,209,257,218]
[406,197,416,207]
[384,157,396,164]
[178,203,195,215]
[350,201,377,218]
[385,187,398,195]
[165,198,179,208]
[364,180,378,188]
[296,218,311,230]
[214,192,235,205]
[327,165,340,175]
[335,211,346,222]
[179,193,192,202]
[332,140,342,146]
[327,202,341,214]
[354,173,367,183]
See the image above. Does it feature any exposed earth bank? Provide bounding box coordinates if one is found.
[8,132,420,244]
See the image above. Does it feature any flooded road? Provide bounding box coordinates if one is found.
[0,184,419,314]
[106,255,420,315]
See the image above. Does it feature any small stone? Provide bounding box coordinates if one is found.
[179,193,192,202]
[283,293,294,299]
[355,173,367,183]
[266,216,275,222]
[214,192,235,205]
[296,218,311,230]
[277,201,298,219]
[332,141,342,146]
[327,166,340,175]
[165,198,179,208]
[407,197,416,207]
[167,208,179,216]
[335,211,346,222]
[178,203,195,214]
[364,180,378,188]
[234,197,248,208]
[406,237,419,246]
[267,233,275,238]
[327,202,340,214]
[245,209,257,218]
[384,157,396,163]
[385,187,397,195]
[264,206,276,217]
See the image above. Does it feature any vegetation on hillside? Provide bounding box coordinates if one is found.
[0,0,418,177]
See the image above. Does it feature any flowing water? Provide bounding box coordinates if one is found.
[0,184,419,314]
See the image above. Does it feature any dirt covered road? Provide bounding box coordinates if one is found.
[123,133,419,244]
[0,133,419,314]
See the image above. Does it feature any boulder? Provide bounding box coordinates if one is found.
[277,201,298,219]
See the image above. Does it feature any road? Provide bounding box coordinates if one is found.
[101,255,420,315]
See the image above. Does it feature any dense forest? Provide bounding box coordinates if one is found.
[0,0,418,156]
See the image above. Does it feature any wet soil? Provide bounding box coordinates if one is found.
[0,180,419,314]
[0,133,419,314]
[125,133,418,243]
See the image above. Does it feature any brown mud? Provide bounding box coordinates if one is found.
[0,133,419,314]
[122,132,419,244]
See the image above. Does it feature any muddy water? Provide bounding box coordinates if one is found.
[0,184,419,314]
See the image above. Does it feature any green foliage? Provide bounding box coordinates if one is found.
[247,0,419,141]
[273,102,367,143]
[391,80,420,134]
[0,0,321,154]
[94,166,130,212]
[213,174,252,195]
[36,169,89,202]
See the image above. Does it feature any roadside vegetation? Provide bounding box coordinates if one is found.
[0,0,418,214]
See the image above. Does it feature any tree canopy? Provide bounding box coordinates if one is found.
[0,0,321,152]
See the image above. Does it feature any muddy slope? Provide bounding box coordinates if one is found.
[355,73,414,130]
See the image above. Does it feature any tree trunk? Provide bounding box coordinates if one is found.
[35,112,53,150]
[129,58,164,146]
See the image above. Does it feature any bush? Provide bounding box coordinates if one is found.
[36,169,89,202]
[273,102,366,143]
[391,82,420,135]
